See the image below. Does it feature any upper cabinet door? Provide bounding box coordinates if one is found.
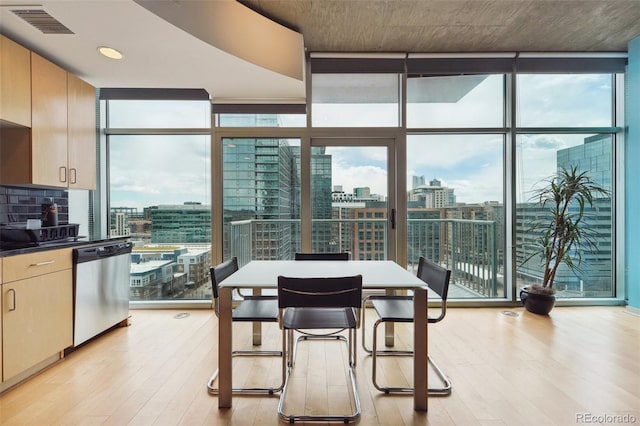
[67,73,96,190]
[31,52,68,187]
[0,35,31,127]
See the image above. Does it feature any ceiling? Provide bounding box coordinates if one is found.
[241,0,640,53]
[1,0,639,103]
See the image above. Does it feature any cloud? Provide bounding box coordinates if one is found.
[406,134,504,203]
[517,74,612,127]
[333,164,388,196]
[109,134,210,209]
[325,147,388,195]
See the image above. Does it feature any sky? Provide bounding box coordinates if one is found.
[316,74,612,205]
[109,73,613,210]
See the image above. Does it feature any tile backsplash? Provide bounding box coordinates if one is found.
[0,185,69,225]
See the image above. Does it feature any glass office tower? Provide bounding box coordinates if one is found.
[222,115,333,261]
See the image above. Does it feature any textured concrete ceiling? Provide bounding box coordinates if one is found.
[241,0,640,52]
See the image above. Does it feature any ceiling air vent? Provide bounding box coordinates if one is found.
[11,9,74,34]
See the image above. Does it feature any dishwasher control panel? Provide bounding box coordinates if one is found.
[74,242,133,263]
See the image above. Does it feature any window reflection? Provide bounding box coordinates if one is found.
[407,74,504,128]
[312,74,400,127]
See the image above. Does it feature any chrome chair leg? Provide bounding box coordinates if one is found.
[371,318,413,394]
[428,354,452,395]
[371,317,451,395]
[208,345,284,395]
[278,328,361,423]
[362,296,372,354]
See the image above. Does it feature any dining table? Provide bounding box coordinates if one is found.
[216,259,430,411]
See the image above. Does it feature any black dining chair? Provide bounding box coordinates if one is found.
[277,275,363,423]
[363,256,452,395]
[294,252,350,260]
[292,251,351,354]
[207,257,284,395]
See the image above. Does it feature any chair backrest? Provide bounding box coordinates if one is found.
[294,252,350,261]
[277,275,362,309]
[210,257,239,300]
[416,256,451,322]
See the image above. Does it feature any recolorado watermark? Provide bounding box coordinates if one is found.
[576,413,637,424]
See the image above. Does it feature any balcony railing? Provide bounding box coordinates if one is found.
[227,218,500,297]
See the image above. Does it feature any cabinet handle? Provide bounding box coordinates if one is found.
[8,288,16,312]
[30,260,55,267]
[59,166,67,183]
[70,168,77,184]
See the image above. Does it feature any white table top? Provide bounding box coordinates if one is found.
[219,260,428,290]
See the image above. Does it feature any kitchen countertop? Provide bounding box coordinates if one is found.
[0,236,130,258]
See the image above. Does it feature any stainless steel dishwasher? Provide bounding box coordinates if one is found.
[73,241,133,346]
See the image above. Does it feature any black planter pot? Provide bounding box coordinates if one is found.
[520,287,556,315]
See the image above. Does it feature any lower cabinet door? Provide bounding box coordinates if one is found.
[2,269,73,380]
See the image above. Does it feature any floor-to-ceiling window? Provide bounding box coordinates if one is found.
[401,56,623,302]
[105,97,212,301]
[406,74,506,299]
[515,74,618,298]
[103,56,625,306]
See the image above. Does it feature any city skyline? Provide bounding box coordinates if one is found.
[115,132,613,299]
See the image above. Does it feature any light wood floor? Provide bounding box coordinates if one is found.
[1,307,638,425]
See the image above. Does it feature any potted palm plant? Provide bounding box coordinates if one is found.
[520,166,610,315]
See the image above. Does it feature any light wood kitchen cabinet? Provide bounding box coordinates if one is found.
[0,50,97,189]
[0,34,31,127]
[31,52,69,187]
[67,73,96,189]
[1,249,73,383]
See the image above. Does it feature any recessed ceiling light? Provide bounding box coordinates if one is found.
[98,46,123,60]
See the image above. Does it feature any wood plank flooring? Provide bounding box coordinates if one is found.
[0,307,638,425]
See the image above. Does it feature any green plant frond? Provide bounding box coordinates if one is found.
[521,165,610,289]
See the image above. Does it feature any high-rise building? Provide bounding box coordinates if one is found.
[557,134,612,292]
[409,179,456,208]
[307,146,334,252]
[221,114,334,259]
[223,137,295,259]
